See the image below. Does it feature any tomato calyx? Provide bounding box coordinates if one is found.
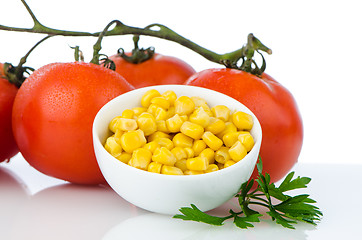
[2,63,31,88]
[220,33,272,77]
[117,35,155,64]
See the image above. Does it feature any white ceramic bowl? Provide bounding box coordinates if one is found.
[93,85,262,215]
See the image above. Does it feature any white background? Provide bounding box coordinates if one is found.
[1,0,361,165]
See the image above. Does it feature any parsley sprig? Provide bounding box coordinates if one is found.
[173,158,322,229]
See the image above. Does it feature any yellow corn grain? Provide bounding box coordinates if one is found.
[147,162,162,174]
[172,133,193,148]
[211,105,231,122]
[142,141,159,154]
[192,139,206,156]
[171,147,188,161]
[113,129,123,144]
[115,152,132,164]
[222,131,241,148]
[121,109,134,119]
[153,137,174,150]
[186,157,209,171]
[137,112,157,136]
[199,148,215,164]
[202,131,223,151]
[141,89,161,108]
[152,147,177,165]
[156,120,169,133]
[109,116,121,133]
[216,121,238,139]
[229,141,247,162]
[174,159,188,172]
[161,90,177,106]
[215,147,231,164]
[189,107,210,128]
[190,96,207,107]
[180,121,204,140]
[166,106,175,119]
[224,160,236,168]
[205,164,219,173]
[154,106,168,121]
[161,166,184,175]
[128,148,152,170]
[115,118,138,131]
[232,111,254,131]
[104,136,123,156]
[166,114,184,133]
[132,107,147,117]
[199,103,213,116]
[151,96,170,110]
[148,131,171,142]
[205,117,226,135]
[120,129,147,153]
[146,103,159,116]
[238,132,255,152]
[184,147,195,158]
[174,96,195,115]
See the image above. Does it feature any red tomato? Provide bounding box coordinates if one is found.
[0,63,19,163]
[186,68,303,183]
[12,62,134,184]
[109,53,196,88]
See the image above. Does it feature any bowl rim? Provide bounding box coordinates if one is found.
[93,84,262,181]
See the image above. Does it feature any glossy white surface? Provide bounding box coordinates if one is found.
[1,155,360,240]
[93,85,262,214]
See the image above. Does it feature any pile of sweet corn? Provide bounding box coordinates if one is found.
[104,89,255,175]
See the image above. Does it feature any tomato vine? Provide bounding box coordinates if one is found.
[0,0,272,75]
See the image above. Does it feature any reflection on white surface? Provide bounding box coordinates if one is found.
[1,155,362,240]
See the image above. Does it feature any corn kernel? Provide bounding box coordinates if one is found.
[113,129,123,144]
[104,136,123,156]
[128,148,152,170]
[199,104,213,116]
[189,107,210,128]
[148,131,171,142]
[152,147,177,165]
[180,121,204,140]
[190,96,207,107]
[115,118,138,131]
[229,141,247,162]
[186,157,209,171]
[115,152,132,164]
[205,164,219,173]
[141,89,161,108]
[109,116,121,133]
[199,148,215,164]
[224,160,236,168]
[223,131,241,148]
[238,132,255,152]
[202,131,223,151]
[166,106,175,119]
[161,166,184,175]
[174,159,188,172]
[132,107,147,117]
[173,133,193,148]
[161,90,177,106]
[211,105,231,122]
[143,141,159,153]
[184,170,204,175]
[171,147,188,161]
[216,121,238,139]
[156,120,169,133]
[120,129,147,153]
[180,115,188,122]
[147,103,159,116]
[137,112,157,136]
[215,147,231,164]
[232,111,254,131]
[192,139,206,156]
[217,162,224,170]
[154,106,168,121]
[166,114,184,133]
[151,96,170,110]
[174,96,195,115]
[184,147,195,158]
[147,162,162,174]
[205,117,226,135]
[153,137,174,150]
[121,109,134,119]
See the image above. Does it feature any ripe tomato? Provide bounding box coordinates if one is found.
[109,53,196,88]
[12,62,134,184]
[186,68,303,183]
[0,63,19,163]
